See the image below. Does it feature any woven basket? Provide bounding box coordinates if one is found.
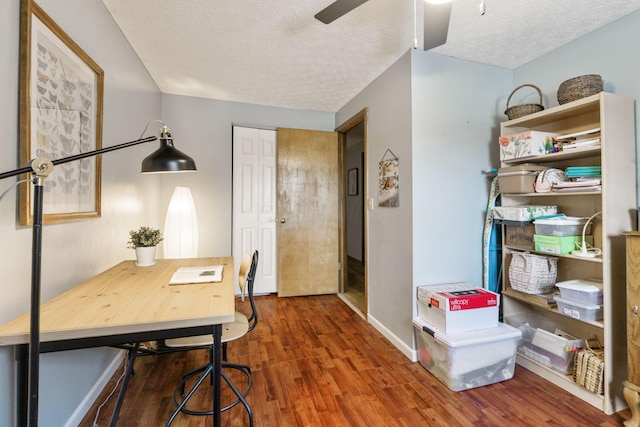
[573,338,604,395]
[557,74,603,105]
[504,84,544,120]
[508,251,557,294]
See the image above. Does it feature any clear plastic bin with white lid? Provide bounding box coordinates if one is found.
[534,215,591,236]
[554,295,603,321]
[555,279,603,305]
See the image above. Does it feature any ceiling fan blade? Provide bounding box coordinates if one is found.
[315,0,370,24]
[423,1,452,50]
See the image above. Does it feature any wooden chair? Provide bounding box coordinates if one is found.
[165,250,259,426]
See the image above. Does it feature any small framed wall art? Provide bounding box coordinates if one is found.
[19,0,104,225]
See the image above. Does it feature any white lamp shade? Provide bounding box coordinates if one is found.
[164,186,199,258]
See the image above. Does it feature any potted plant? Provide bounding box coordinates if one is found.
[127,226,163,266]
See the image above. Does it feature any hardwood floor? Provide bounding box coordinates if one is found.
[80,294,630,426]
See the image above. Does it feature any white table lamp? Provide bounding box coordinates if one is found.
[164,186,199,258]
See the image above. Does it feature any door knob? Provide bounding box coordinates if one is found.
[277,217,286,223]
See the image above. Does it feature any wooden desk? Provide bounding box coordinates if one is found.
[0,257,235,426]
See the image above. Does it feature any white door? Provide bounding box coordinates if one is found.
[232,126,277,294]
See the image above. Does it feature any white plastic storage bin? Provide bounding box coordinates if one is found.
[505,312,583,374]
[555,279,603,305]
[412,317,520,391]
[554,296,603,321]
[416,283,499,333]
[533,216,591,236]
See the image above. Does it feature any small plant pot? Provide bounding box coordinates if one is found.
[135,246,157,267]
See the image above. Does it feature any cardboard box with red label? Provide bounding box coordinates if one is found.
[417,282,500,333]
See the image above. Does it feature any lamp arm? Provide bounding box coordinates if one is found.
[0,136,158,181]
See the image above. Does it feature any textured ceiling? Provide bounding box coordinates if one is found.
[101,0,640,113]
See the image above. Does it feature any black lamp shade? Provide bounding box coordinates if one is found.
[141,130,197,173]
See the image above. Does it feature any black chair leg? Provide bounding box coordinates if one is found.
[168,363,253,421]
[221,368,254,427]
[166,364,214,426]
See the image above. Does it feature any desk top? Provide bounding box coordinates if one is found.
[0,258,235,347]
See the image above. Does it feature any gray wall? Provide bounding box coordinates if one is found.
[3,1,640,424]
[336,49,511,354]
[159,94,335,260]
[0,1,334,425]
[346,141,364,260]
[410,50,512,289]
[337,51,415,349]
[0,0,163,425]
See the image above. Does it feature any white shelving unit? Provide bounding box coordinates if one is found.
[499,92,635,414]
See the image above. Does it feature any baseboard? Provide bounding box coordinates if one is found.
[367,314,416,361]
[337,293,366,320]
[64,350,125,427]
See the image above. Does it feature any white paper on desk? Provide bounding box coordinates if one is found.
[169,265,223,285]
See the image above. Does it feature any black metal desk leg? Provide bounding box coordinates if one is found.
[213,324,222,427]
[16,344,28,427]
[109,342,141,427]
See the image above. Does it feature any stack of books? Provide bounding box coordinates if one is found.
[553,166,601,192]
[555,128,601,151]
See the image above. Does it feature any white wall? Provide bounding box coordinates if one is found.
[0,0,162,425]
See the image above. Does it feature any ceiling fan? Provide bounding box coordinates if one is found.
[314,0,453,51]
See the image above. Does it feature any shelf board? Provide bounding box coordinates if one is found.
[503,93,601,128]
[503,245,603,263]
[503,286,604,328]
[501,190,601,197]
[502,146,601,165]
[515,353,604,411]
[503,286,557,309]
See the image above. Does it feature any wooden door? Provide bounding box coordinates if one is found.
[276,128,339,297]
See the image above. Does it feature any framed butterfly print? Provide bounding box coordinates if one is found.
[19,0,104,225]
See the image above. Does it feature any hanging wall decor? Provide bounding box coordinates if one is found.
[19,0,104,225]
[378,149,399,207]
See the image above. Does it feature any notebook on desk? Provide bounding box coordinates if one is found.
[169,265,223,285]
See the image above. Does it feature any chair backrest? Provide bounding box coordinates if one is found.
[238,251,259,333]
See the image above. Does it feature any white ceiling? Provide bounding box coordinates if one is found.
[101,0,640,113]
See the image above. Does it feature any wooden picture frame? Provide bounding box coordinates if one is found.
[348,168,358,196]
[19,0,104,225]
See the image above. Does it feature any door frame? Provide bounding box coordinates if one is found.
[336,108,368,314]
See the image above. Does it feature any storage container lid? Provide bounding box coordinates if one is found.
[412,317,521,347]
[553,295,602,310]
[555,279,603,293]
[498,164,547,176]
[533,215,588,226]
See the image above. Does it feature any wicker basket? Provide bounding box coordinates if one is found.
[508,251,557,294]
[557,74,603,105]
[504,84,544,120]
[573,338,604,395]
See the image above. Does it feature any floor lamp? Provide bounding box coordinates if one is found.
[0,121,196,426]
